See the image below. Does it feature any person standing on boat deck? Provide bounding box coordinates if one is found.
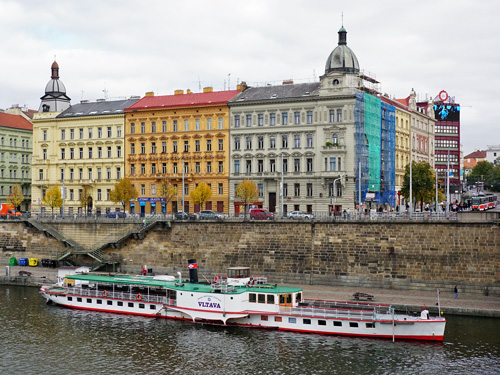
[420,307,429,319]
[142,265,147,276]
[454,285,458,299]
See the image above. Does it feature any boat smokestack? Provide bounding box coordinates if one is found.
[188,259,198,283]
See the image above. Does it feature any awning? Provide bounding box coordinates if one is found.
[365,193,376,200]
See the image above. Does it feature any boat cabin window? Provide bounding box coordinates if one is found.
[333,321,342,327]
[228,267,250,278]
[279,294,293,305]
[318,320,326,326]
[249,293,256,303]
[303,319,311,325]
[295,293,302,303]
[349,322,359,328]
[258,294,266,303]
[267,295,275,304]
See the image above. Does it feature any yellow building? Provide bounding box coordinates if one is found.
[124,88,240,215]
[32,98,139,215]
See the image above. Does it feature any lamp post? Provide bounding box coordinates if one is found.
[280,152,284,217]
[62,163,66,217]
[182,160,185,213]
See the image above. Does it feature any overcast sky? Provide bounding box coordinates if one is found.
[1,0,498,155]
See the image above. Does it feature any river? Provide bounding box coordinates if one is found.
[1,285,499,375]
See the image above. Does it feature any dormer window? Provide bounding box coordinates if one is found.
[333,79,340,86]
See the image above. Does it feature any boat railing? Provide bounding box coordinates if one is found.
[66,287,177,306]
[252,275,268,284]
[210,282,237,294]
[285,305,377,320]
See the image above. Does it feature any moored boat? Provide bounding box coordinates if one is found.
[40,260,446,341]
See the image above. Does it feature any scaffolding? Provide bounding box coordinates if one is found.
[355,93,396,208]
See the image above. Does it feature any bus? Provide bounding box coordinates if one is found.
[471,193,498,211]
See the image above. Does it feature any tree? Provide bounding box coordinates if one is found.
[401,161,435,209]
[189,183,212,211]
[7,184,24,212]
[158,176,177,215]
[43,185,63,216]
[110,178,138,213]
[235,179,259,219]
[79,185,93,215]
[467,161,494,185]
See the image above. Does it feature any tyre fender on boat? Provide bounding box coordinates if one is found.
[137,294,142,301]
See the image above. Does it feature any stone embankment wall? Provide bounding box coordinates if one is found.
[1,221,499,295]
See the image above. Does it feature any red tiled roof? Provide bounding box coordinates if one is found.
[0,112,33,131]
[380,95,409,111]
[395,96,409,106]
[464,150,486,159]
[126,90,241,111]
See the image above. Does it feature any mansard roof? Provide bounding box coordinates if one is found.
[229,82,321,104]
[57,98,140,118]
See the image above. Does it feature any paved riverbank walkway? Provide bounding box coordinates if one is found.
[3,266,499,318]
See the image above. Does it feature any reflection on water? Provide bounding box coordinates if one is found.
[1,285,499,375]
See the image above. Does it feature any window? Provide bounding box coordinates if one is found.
[246,160,251,174]
[258,183,263,197]
[151,184,156,195]
[332,133,339,144]
[108,146,112,158]
[61,148,65,159]
[141,122,146,133]
[338,157,342,171]
[173,120,178,132]
[195,162,200,173]
[270,113,276,126]
[288,317,296,324]
[97,189,102,200]
[69,189,74,200]
[294,183,300,197]
[162,142,166,153]
[43,130,47,140]
[79,148,83,159]
[195,119,200,131]
[318,320,326,326]
[117,127,121,137]
[282,135,288,148]
[349,322,358,328]
[98,127,102,138]
[184,162,189,173]
[218,161,223,173]
[97,168,102,180]
[282,158,288,173]
[246,114,252,127]
[184,141,189,152]
[206,161,212,173]
[70,168,74,180]
[329,157,336,171]
[70,129,74,139]
[206,118,211,130]
[151,122,156,133]
[130,123,135,134]
[294,158,300,172]
[337,109,342,122]
[88,147,93,159]
[195,140,200,152]
[151,163,156,174]
[140,143,145,154]
[294,134,300,148]
[307,183,313,197]
[218,183,223,195]
[130,143,135,154]
[303,318,311,325]
[88,168,92,180]
[307,134,313,147]
[173,141,178,153]
[87,299,92,304]
[270,136,276,149]
[107,127,112,137]
[218,117,223,129]
[307,158,313,172]
[117,146,122,157]
[246,137,252,150]
[184,120,189,131]
[162,163,166,174]
[333,321,342,327]
[206,140,212,151]
[140,184,145,195]
[162,121,166,132]
[130,164,135,176]
[42,149,47,160]
[234,115,240,128]
[258,136,264,149]
[234,137,240,150]
[79,168,83,180]
[234,160,240,173]
[184,183,189,195]
[218,139,224,151]
[249,293,256,303]
[307,111,313,124]
[282,112,288,125]
[258,159,263,173]
[258,114,264,126]
[173,163,177,173]
[97,147,102,158]
[270,159,275,172]
[61,129,65,140]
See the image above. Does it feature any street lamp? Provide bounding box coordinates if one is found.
[62,162,66,216]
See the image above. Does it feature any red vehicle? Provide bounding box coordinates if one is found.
[471,193,498,211]
[0,203,22,218]
[249,209,275,220]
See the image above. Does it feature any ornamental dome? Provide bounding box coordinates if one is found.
[44,60,66,94]
[324,26,360,74]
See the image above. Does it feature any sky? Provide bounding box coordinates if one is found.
[1,0,499,155]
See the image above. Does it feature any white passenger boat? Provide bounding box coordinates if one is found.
[40,261,446,341]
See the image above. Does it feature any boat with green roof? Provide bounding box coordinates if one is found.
[40,260,446,341]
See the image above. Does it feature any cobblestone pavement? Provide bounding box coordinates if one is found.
[4,265,500,317]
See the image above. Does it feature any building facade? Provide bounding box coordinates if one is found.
[485,145,500,165]
[124,89,239,215]
[0,111,33,211]
[228,26,396,216]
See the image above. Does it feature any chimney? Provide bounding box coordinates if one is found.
[238,81,248,91]
[188,259,198,283]
[203,87,213,93]
[187,89,192,94]
[174,89,184,95]
[145,91,155,97]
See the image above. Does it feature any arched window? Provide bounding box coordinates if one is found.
[332,133,338,144]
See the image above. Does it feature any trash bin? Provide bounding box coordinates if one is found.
[19,257,28,266]
[29,258,38,267]
[9,257,17,266]
[48,260,57,268]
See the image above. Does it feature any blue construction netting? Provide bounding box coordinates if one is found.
[380,102,396,207]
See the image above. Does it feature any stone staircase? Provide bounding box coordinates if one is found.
[25,218,171,270]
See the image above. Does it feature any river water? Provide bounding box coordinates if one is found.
[1,285,499,375]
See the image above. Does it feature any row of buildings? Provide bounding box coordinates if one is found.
[1,26,463,215]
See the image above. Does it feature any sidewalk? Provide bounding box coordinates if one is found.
[2,266,499,318]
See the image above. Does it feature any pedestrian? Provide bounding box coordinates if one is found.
[143,218,147,228]
[454,285,458,299]
[347,208,351,220]
[343,210,346,219]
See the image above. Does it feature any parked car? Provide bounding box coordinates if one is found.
[106,211,126,218]
[287,211,315,220]
[198,210,224,220]
[175,211,197,220]
[249,209,275,220]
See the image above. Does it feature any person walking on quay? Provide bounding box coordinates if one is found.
[454,285,458,299]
